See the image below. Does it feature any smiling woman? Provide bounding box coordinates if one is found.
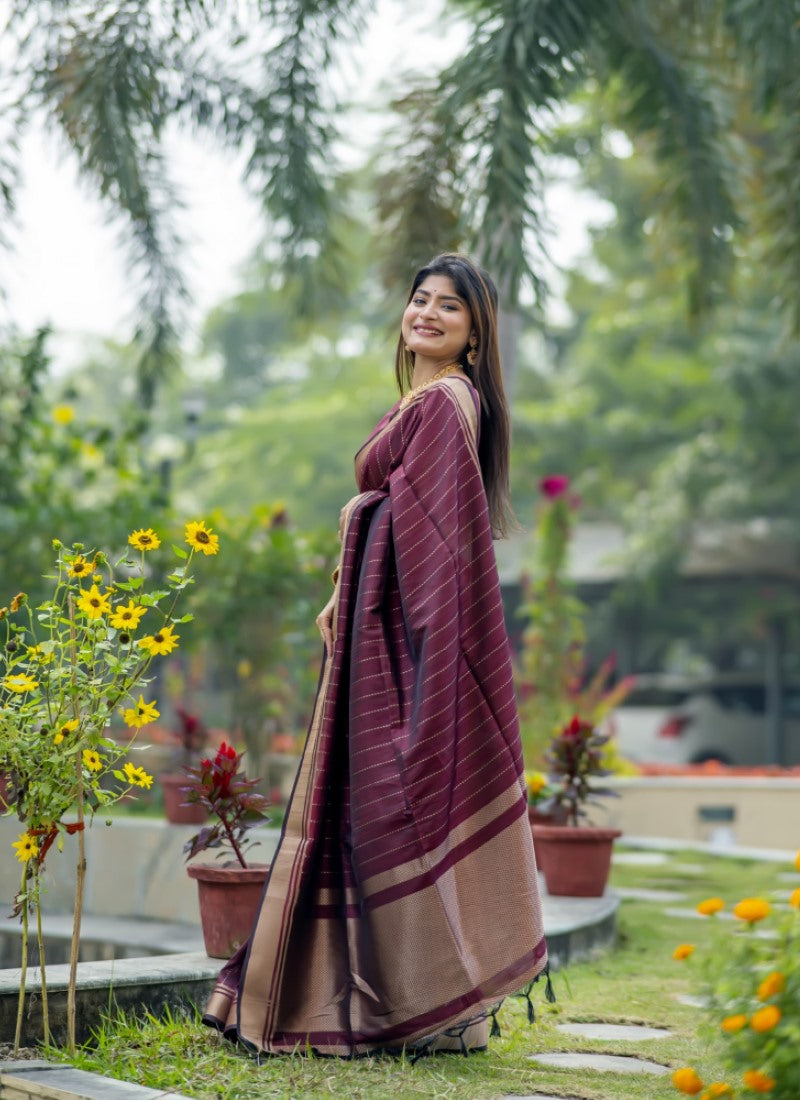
[202,253,550,1059]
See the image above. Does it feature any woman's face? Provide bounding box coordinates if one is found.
[401,274,472,366]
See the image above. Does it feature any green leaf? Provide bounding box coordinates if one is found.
[172,543,188,559]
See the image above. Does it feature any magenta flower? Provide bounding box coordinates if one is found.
[539,475,570,499]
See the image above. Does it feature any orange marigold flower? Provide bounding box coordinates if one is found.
[721,1014,747,1033]
[750,1005,781,1033]
[700,1085,733,1099]
[794,849,800,872]
[733,897,771,923]
[742,1069,776,1093]
[757,971,785,1001]
[696,897,725,916]
[789,886,800,908]
[673,943,695,960]
[672,1067,704,1095]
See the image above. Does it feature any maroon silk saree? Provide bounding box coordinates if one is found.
[203,376,548,1055]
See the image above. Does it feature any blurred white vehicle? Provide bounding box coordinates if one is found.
[610,674,800,766]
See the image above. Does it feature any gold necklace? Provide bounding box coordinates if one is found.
[399,363,461,409]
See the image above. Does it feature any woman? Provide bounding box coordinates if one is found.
[204,253,548,1056]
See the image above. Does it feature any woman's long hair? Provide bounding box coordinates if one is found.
[394,252,514,538]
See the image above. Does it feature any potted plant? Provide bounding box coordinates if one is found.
[182,741,272,958]
[525,770,567,826]
[161,705,209,824]
[531,715,621,897]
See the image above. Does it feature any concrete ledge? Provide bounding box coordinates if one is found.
[0,818,281,926]
[0,953,218,1048]
[542,889,619,969]
[0,1059,193,1099]
[596,776,800,850]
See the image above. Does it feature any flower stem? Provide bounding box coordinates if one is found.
[35,865,50,1047]
[221,809,247,868]
[66,593,85,1055]
[14,861,28,1055]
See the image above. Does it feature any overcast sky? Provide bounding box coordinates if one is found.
[1,1,608,369]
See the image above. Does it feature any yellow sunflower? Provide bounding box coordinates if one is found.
[122,762,154,789]
[3,672,39,693]
[52,404,75,425]
[26,644,54,664]
[76,584,112,620]
[82,749,103,773]
[54,718,80,744]
[139,624,180,656]
[185,520,220,556]
[110,600,147,630]
[12,833,39,863]
[128,528,161,552]
[68,555,91,578]
[122,695,160,728]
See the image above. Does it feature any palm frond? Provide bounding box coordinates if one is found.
[598,0,737,315]
[373,85,466,294]
[28,2,186,405]
[721,0,800,113]
[756,80,800,334]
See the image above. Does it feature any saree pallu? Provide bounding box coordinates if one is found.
[204,377,547,1056]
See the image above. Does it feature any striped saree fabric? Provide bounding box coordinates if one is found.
[203,376,548,1055]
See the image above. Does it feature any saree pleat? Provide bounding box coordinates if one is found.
[203,377,547,1055]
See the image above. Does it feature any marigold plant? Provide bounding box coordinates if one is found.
[0,521,218,1053]
[673,850,800,1098]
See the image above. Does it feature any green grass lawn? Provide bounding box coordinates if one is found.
[49,847,794,1099]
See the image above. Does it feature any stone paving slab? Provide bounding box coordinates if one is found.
[556,1022,671,1041]
[615,887,687,902]
[0,1060,193,1098]
[622,836,797,864]
[529,1052,670,1075]
[674,994,708,1007]
[664,906,734,922]
[1,914,204,956]
[612,851,667,866]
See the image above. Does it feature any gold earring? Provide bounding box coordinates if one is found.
[467,334,478,367]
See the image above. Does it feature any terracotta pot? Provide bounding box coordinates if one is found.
[187,861,270,958]
[531,824,622,897]
[161,772,208,825]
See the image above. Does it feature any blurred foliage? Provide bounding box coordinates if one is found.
[183,504,337,775]
[0,329,160,602]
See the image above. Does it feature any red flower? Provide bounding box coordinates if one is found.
[216,741,237,762]
[562,715,592,739]
[539,475,570,499]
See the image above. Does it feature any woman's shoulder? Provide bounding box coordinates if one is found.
[434,374,479,439]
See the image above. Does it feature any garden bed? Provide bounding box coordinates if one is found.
[32,844,792,1099]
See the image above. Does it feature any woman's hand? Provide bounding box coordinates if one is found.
[316,589,337,658]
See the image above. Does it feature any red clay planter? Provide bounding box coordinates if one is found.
[187,861,270,958]
[532,825,622,897]
[161,773,208,824]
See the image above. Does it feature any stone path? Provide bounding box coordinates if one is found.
[499,845,707,1098]
[529,1052,671,1075]
[556,1023,670,1041]
[615,886,687,902]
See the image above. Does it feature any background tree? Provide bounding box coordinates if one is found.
[5,0,799,405]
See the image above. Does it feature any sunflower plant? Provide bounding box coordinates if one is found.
[0,519,220,1054]
[670,853,800,1099]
